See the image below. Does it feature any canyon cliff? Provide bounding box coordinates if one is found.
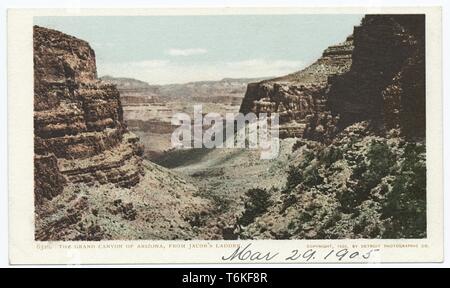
[34,26,212,240]
[34,26,145,202]
[240,15,425,141]
[234,15,426,239]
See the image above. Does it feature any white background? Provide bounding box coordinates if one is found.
[0,0,448,268]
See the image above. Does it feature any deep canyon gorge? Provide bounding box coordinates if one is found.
[34,14,426,240]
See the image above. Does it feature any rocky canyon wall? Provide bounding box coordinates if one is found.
[34,26,144,203]
[240,15,425,141]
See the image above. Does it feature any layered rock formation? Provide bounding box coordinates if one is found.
[328,15,425,139]
[240,35,354,139]
[101,75,267,106]
[240,15,425,140]
[34,26,144,202]
[100,76,159,106]
[101,75,269,160]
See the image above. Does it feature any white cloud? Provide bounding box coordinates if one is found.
[98,58,304,85]
[166,48,208,56]
[132,60,169,68]
[224,59,302,73]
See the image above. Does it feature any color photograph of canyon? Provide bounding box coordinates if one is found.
[33,14,426,241]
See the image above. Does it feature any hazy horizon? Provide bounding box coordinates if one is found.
[35,15,363,85]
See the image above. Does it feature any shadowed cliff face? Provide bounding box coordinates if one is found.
[232,15,426,239]
[33,26,144,202]
[328,15,425,139]
[240,15,425,141]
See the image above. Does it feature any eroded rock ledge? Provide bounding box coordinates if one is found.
[240,15,425,141]
[34,26,144,202]
[239,34,353,140]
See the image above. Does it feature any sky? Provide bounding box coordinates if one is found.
[34,15,363,85]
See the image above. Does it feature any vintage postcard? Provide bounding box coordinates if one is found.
[8,7,443,264]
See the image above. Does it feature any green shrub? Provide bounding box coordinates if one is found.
[302,164,323,188]
[266,129,426,239]
[382,143,426,238]
[238,188,272,226]
[363,140,396,189]
[319,145,343,167]
[285,165,303,192]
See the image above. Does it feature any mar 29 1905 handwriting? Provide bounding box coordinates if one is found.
[221,243,380,263]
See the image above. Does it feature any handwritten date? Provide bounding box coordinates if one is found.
[222,243,379,262]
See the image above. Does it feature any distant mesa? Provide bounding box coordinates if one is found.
[100,75,153,89]
[100,75,272,106]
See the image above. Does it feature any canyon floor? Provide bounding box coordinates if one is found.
[155,139,297,239]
